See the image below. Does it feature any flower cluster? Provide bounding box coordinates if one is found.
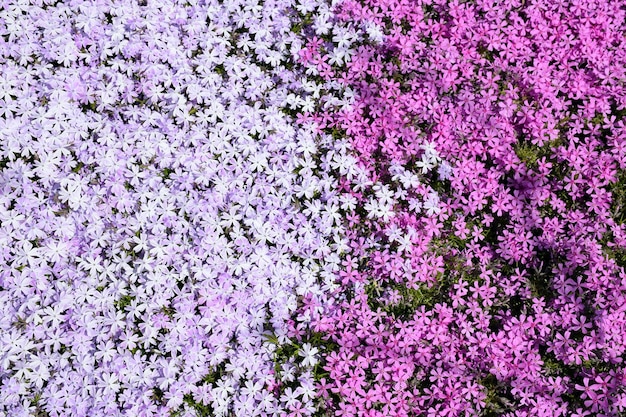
[293,0,626,416]
[2,0,626,416]
[0,0,355,416]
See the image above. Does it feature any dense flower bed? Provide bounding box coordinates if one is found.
[0,0,353,415]
[1,0,626,416]
[295,0,626,416]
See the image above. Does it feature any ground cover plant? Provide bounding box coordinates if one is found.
[0,0,353,415]
[1,0,626,416]
[294,0,626,415]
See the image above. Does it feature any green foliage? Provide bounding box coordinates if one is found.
[513,141,540,168]
[114,295,134,312]
[72,161,84,174]
[12,315,28,330]
[480,373,515,416]
[291,13,313,34]
[30,393,49,417]
[182,394,213,417]
[611,171,626,224]
[601,170,626,268]
[80,102,98,112]
[477,43,497,63]
[214,64,226,76]
[524,251,554,300]
[271,340,300,376]
[161,305,176,318]
[428,176,451,196]
[160,167,174,180]
[203,363,226,385]
[366,272,451,319]
[512,137,562,170]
